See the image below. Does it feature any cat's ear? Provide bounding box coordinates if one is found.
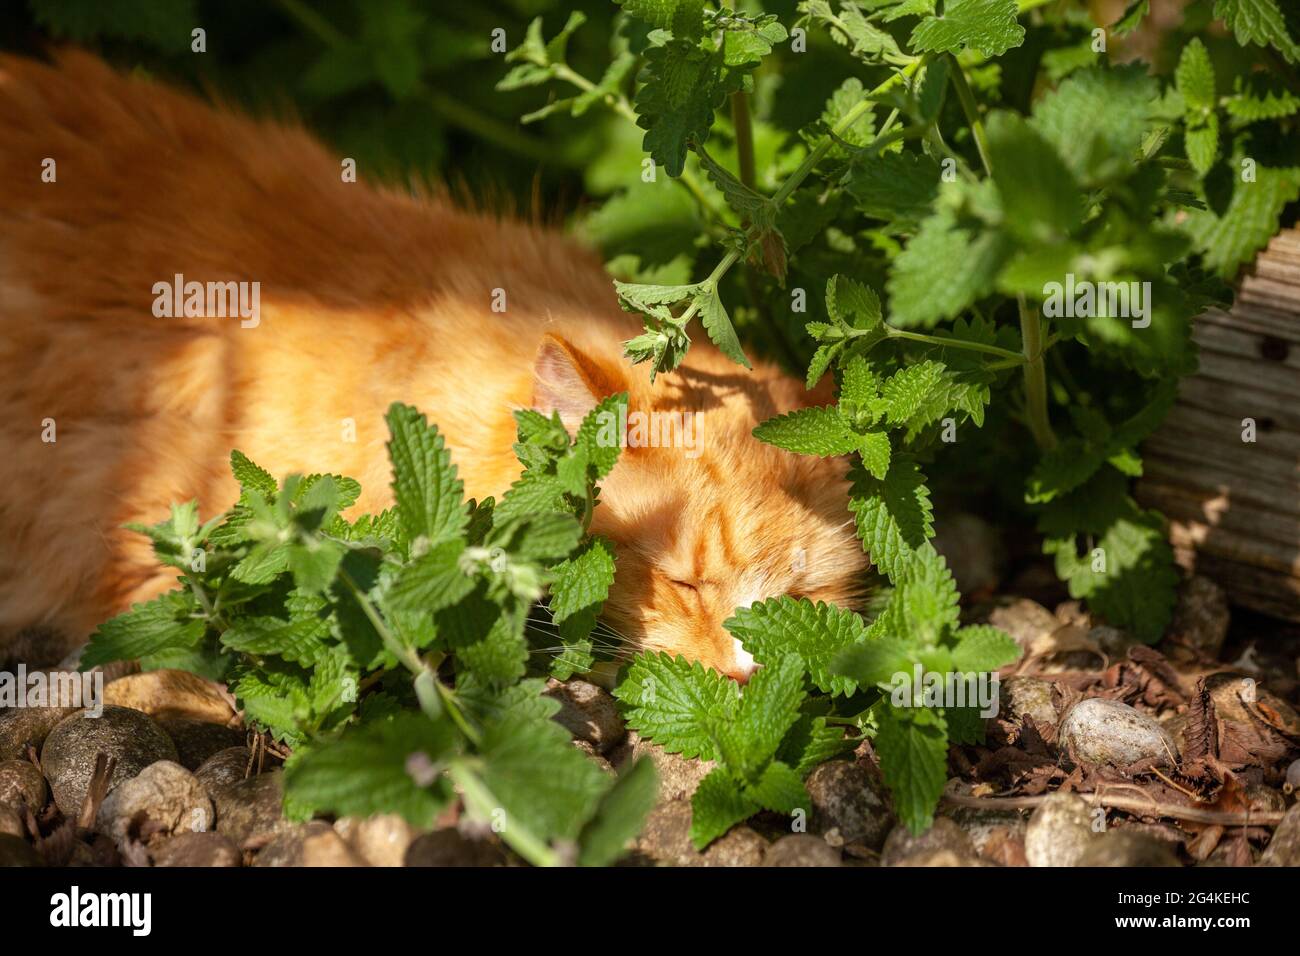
[532,333,626,431]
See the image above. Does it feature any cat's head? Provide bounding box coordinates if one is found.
[533,332,869,682]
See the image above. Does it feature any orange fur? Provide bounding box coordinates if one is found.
[0,51,868,677]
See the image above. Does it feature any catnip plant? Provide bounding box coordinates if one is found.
[79,0,1300,855]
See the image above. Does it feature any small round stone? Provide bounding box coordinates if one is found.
[40,706,178,816]
[0,760,47,811]
[151,830,242,867]
[213,770,292,847]
[1057,698,1178,769]
[194,747,251,799]
[1024,792,1098,867]
[95,760,213,847]
[158,718,246,771]
[764,834,841,867]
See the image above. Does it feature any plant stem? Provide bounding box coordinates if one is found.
[336,567,480,743]
[730,91,757,189]
[883,327,1025,362]
[447,762,563,867]
[949,55,1057,450]
[1018,295,1058,450]
[669,61,925,336]
[947,55,993,175]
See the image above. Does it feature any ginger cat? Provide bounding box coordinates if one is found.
[0,51,867,679]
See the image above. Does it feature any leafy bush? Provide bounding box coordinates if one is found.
[55,0,1300,852]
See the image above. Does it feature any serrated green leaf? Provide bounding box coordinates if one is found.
[874,703,948,834]
[614,652,740,759]
[725,597,868,696]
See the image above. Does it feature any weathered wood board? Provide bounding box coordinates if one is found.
[1136,229,1300,621]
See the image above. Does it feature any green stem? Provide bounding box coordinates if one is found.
[730,90,757,189]
[883,327,1025,362]
[668,61,925,336]
[949,55,1056,450]
[448,762,563,867]
[948,56,993,175]
[1018,295,1058,450]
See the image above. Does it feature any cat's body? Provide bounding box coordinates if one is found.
[0,51,866,676]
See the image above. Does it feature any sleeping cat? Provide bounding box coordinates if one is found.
[0,51,867,679]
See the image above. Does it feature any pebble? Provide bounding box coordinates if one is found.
[764,834,841,867]
[948,806,1028,859]
[405,828,510,866]
[988,599,1059,652]
[194,747,251,799]
[700,826,768,867]
[334,814,416,867]
[0,804,25,838]
[0,759,47,811]
[40,706,178,815]
[804,760,892,849]
[999,677,1058,729]
[1057,698,1178,768]
[543,679,626,753]
[881,817,978,867]
[253,821,366,867]
[1075,830,1181,866]
[103,669,235,724]
[0,832,42,866]
[96,760,213,847]
[1260,803,1300,866]
[0,704,79,761]
[151,830,243,867]
[159,718,246,771]
[213,770,292,847]
[1024,793,1098,866]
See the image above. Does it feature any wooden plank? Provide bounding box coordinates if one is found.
[1138,479,1300,547]
[1177,377,1300,432]
[1191,321,1300,371]
[1137,227,1300,619]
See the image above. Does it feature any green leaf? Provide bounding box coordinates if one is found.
[613,652,740,760]
[777,715,855,776]
[1030,66,1158,183]
[743,759,807,814]
[690,766,759,848]
[847,457,935,581]
[220,614,330,667]
[716,655,806,779]
[230,450,278,500]
[909,0,1025,58]
[846,150,942,227]
[81,592,204,669]
[1044,505,1178,644]
[753,405,859,457]
[882,361,946,427]
[1183,165,1300,278]
[725,597,869,696]
[950,625,1021,673]
[985,111,1082,241]
[284,713,458,826]
[385,403,468,547]
[549,537,617,623]
[387,537,477,612]
[887,211,1011,328]
[578,758,660,866]
[1177,39,1219,175]
[478,710,609,842]
[857,430,892,480]
[697,287,751,369]
[874,703,948,834]
[1215,0,1300,64]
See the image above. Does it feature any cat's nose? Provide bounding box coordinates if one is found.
[727,638,759,684]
